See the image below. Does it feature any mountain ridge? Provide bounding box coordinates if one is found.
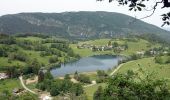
[0,11,169,42]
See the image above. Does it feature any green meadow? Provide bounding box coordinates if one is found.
[116,57,170,88]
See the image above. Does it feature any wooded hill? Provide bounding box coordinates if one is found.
[0,11,169,42]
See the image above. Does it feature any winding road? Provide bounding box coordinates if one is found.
[110,60,135,76]
[19,76,37,94]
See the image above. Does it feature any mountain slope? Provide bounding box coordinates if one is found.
[0,11,169,41]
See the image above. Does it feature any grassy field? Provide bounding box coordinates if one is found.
[116,57,170,88]
[121,40,160,55]
[23,50,50,65]
[84,83,107,100]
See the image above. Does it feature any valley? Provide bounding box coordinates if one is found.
[0,33,169,100]
[1,0,170,99]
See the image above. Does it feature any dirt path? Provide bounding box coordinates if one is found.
[109,64,124,76]
[19,76,37,94]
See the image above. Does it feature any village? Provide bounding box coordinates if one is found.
[76,41,169,57]
[76,41,128,52]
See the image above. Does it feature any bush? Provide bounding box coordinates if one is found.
[36,82,46,91]
[49,56,58,63]
[155,56,163,64]
[50,87,60,96]
[96,70,108,83]
[130,54,140,60]
[165,56,170,64]
[76,74,91,83]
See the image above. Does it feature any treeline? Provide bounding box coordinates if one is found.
[0,36,16,45]
[15,33,50,39]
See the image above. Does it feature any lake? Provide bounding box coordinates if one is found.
[51,55,122,77]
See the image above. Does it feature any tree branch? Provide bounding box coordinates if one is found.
[140,0,163,19]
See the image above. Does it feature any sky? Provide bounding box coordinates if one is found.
[0,0,169,28]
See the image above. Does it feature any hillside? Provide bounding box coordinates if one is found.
[70,38,160,57]
[0,11,169,42]
[0,35,79,71]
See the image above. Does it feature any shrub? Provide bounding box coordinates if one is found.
[49,56,58,63]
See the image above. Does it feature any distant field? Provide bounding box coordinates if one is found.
[116,57,170,89]
[121,39,160,55]
[22,50,50,65]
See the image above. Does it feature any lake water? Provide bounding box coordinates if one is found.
[51,55,122,77]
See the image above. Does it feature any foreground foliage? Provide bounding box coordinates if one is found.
[94,69,170,100]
